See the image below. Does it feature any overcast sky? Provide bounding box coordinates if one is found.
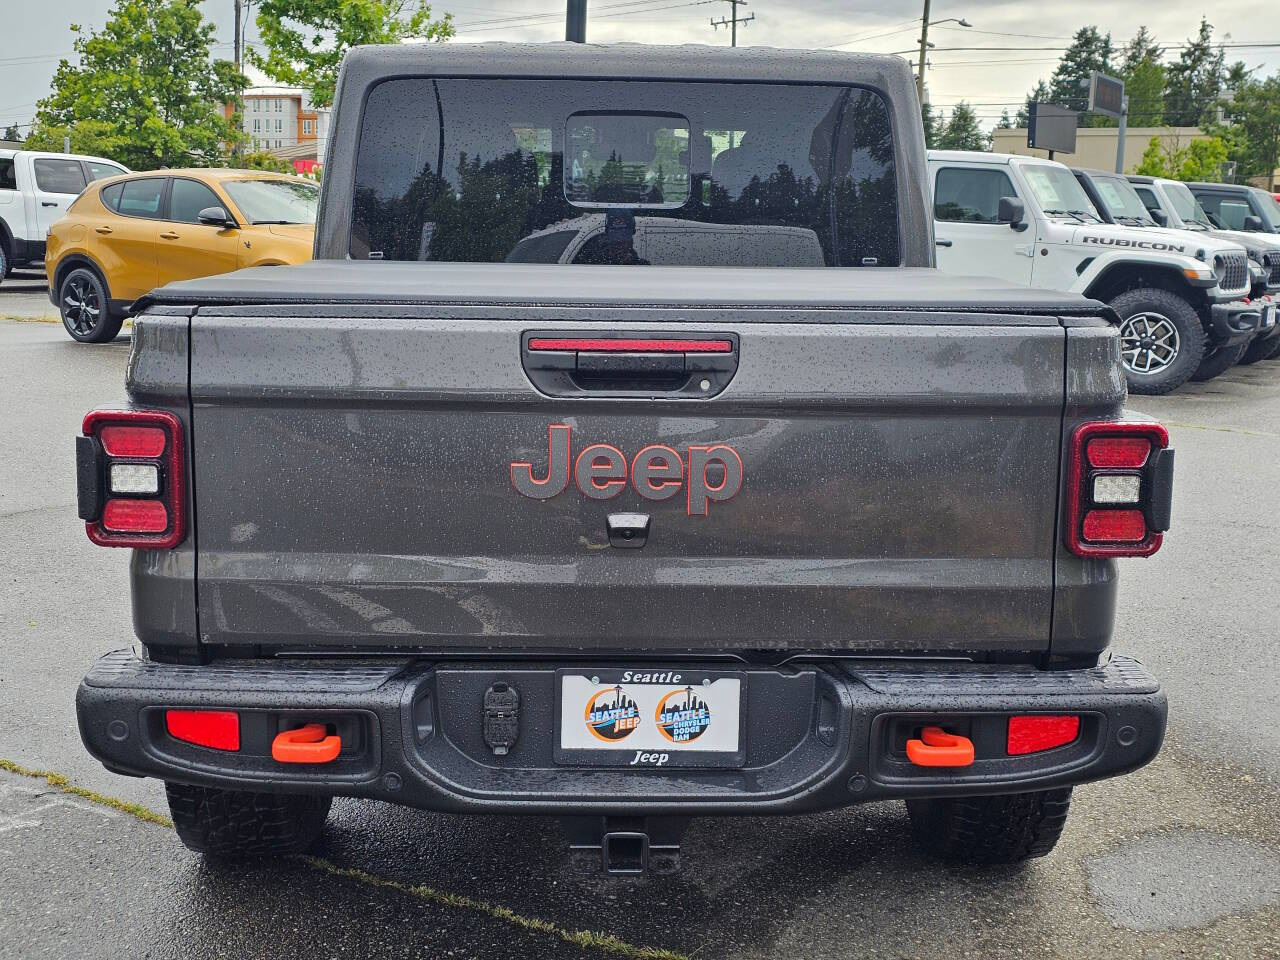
[4,0,1279,135]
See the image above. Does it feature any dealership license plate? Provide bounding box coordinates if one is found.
[555,669,745,768]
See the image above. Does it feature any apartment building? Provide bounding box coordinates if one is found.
[227,86,330,161]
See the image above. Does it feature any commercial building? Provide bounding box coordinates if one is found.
[989,126,1209,174]
[226,86,330,168]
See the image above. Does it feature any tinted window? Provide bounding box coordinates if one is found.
[351,78,899,267]
[169,178,222,224]
[934,167,1016,223]
[0,159,14,191]
[87,161,126,182]
[1133,186,1160,214]
[33,158,87,194]
[117,178,165,217]
[1197,194,1253,231]
[100,183,124,212]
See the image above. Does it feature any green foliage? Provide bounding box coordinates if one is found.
[2,125,21,142]
[233,151,294,173]
[1119,27,1165,127]
[1016,80,1050,128]
[936,102,988,151]
[1220,75,1280,187]
[1049,27,1114,127]
[1134,135,1228,181]
[994,110,1014,131]
[1163,18,1225,126]
[23,119,128,158]
[921,102,942,149]
[32,0,244,170]
[251,0,454,109]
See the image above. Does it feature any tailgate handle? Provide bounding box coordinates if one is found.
[522,334,739,398]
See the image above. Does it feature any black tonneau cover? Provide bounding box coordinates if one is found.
[141,261,1108,318]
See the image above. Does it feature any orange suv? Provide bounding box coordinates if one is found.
[47,168,317,342]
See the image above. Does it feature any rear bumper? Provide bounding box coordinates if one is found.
[1209,299,1263,346]
[77,651,1166,815]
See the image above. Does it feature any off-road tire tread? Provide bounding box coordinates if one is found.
[906,787,1072,864]
[1191,341,1247,381]
[165,781,331,858]
[1109,287,1205,395]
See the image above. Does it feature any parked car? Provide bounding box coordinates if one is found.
[75,42,1171,875]
[0,149,128,281]
[1071,167,1277,379]
[46,168,318,342]
[1130,175,1280,364]
[1187,181,1280,235]
[929,150,1259,394]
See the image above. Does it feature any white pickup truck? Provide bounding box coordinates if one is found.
[928,150,1260,394]
[0,150,128,281]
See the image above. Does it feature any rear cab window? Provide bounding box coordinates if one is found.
[0,158,15,191]
[86,161,126,182]
[350,78,900,268]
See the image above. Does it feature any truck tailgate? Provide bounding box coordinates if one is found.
[186,271,1069,656]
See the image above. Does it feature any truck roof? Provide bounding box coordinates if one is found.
[140,260,1107,318]
[340,40,914,85]
[927,150,1058,167]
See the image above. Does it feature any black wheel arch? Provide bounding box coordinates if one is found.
[1084,261,1208,311]
[54,254,117,313]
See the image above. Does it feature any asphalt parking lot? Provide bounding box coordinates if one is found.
[0,297,1277,959]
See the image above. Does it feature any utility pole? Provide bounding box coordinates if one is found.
[234,0,242,76]
[710,0,753,46]
[566,0,587,42]
[916,0,931,102]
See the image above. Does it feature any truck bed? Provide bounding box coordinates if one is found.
[132,262,1124,659]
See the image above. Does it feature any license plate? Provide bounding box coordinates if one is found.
[1263,304,1277,329]
[555,669,745,768]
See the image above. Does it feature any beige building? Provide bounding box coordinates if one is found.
[989,126,1209,174]
[225,86,330,163]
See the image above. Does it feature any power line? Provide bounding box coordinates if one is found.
[709,0,752,47]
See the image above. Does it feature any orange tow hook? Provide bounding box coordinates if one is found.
[905,726,975,768]
[271,723,341,764]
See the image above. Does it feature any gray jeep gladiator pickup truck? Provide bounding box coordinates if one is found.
[74,43,1171,874]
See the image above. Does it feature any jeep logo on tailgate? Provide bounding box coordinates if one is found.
[510,424,743,515]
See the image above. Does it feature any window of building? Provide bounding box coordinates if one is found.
[253,119,261,133]
[934,168,1017,223]
[275,118,282,133]
[303,119,313,135]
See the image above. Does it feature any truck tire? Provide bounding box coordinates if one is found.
[1109,288,1205,395]
[1241,334,1280,364]
[1191,342,1248,381]
[0,242,8,283]
[1265,336,1280,361]
[58,266,123,343]
[165,782,331,858]
[906,787,1072,864]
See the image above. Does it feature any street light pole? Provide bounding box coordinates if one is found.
[916,0,931,103]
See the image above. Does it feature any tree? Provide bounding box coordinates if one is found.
[921,102,942,149]
[994,110,1014,130]
[32,0,244,169]
[1222,75,1280,188]
[1119,27,1166,127]
[1164,18,1225,126]
[1016,80,1051,128]
[1048,26,1114,127]
[252,0,454,109]
[1135,134,1228,181]
[936,102,987,151]
[233,151,295,173]
[2,124,21,142]
[23,119,125,157]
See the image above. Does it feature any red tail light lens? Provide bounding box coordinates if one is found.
[81,409,186,549]
[1082,509,1147,543]
[1007,715,1080,755]
[99,425,167,458]
[1066,421,1172,558]
[1086,436,1150,468]
[165,710,240,751]
[102,498,169,533]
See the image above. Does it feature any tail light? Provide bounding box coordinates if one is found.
[78,409,186,548]
[1065,420,1173,558]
